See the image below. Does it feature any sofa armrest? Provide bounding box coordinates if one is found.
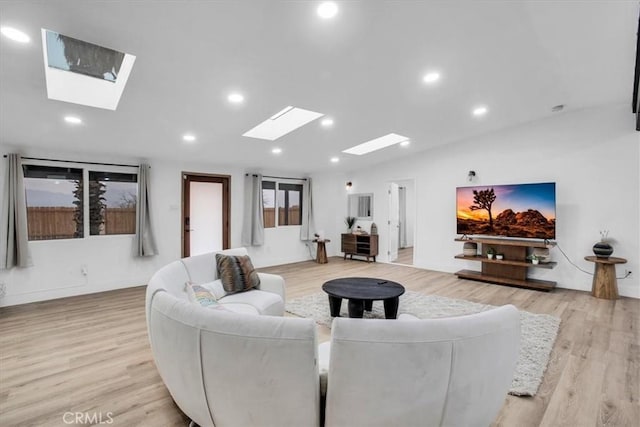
[257,273,286,300]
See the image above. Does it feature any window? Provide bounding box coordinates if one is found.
[278,183,302,226]
[262,181,276,228]
[23,165,84,240]
[262,180,303,228]
[88,172,138,235]
[22,165,138,241]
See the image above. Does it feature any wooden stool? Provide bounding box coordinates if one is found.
[314,239,330,264]
[584,256,627,299]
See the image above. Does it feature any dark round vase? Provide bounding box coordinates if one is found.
[592,242,613,258]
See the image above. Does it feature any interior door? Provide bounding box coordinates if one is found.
[182,173,230,257]
[388,182,400,262]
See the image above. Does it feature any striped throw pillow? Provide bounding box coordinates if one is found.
[185,282,218,307]
[215,254,260,294]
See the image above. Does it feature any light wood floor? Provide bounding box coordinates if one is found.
[1,258,638,426]
[393,246,414,265]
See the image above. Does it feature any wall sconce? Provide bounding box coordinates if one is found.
[467,171,476,182]
[346,181,353,190]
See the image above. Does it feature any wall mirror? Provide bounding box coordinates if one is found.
[348,193,374,220]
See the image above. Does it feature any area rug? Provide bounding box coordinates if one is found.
[285,291,560,396]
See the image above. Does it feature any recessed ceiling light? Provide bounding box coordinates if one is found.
[1,26,30,43]
[472,106,488,117]
[243,106,324,141]
[330,157,340,163]
[272,147,282,154]
[321,118,334,127]
[317,2,338,19]
[183,134,196,142]
[228,93,244,104]
[400,140,411,147]
[343,133,410,156]
[64,116,82,124]
[422,72,440,84]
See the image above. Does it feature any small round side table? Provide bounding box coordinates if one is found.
[584,256,627,299]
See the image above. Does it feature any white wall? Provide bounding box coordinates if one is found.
[0,149,314,306]
[317,105,639,298]
[1,104,637,304]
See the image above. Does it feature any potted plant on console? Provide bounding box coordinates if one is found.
[345,216,356,233]
[486,247,496,259]
[527,254,541,265]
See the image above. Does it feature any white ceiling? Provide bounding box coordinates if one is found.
[0,1,637,174]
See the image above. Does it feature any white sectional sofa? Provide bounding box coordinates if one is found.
[323,306,521,427]
[146,247,520,427]
[146,248,321,427]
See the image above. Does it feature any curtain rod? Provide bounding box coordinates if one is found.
[3,155,140,168]
[246,173,307,181]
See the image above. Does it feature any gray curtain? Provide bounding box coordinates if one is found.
[134,164,158,256]
[1,154,32,268]
[399,186,407,248]
[241,173,264,246]
[300,178,315,241]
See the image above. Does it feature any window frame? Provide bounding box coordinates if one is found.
[261,179,304,229]
[22,159,139,242]
[22,163,84,241]
[88,170,138,236]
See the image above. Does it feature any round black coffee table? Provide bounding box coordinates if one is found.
[322,277,405,319]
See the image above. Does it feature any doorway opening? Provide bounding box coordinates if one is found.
[387,179,415,266]
[182,173,230,257]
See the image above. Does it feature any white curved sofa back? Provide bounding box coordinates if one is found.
[325,305,520,427]
[149,293,320,427]
[146,249,320,427]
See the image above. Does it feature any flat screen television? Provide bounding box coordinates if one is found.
[456,182,556,240]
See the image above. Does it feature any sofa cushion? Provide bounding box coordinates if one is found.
[216,254,260,293]
[220,290,284,316]
[185,282,218,307]
[199,280,228,300]
[220,303,260,315]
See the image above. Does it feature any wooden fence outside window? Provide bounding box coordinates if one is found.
[27,207,136,240]
[263,206,300,228]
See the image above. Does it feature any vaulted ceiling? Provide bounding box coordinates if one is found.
[0,1,637,173]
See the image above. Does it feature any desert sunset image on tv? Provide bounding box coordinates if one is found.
[456,182,556,239]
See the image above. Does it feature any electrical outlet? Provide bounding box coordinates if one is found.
[0,283,6,298]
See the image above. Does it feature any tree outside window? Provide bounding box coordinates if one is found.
[88,171,137,235]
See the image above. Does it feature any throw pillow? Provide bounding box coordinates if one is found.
[215,254,260,294]
[185,282,218,307]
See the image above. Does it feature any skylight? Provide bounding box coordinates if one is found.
[41,29,136,110]
[342,133,411,155]
[242,106,324,141]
